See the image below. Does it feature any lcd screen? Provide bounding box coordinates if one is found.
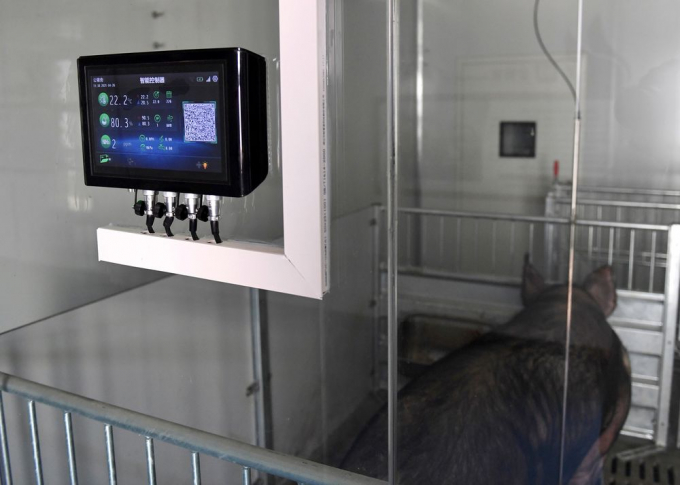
[86,63,227,182]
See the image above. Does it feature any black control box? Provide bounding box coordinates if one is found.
[78,48,268,197]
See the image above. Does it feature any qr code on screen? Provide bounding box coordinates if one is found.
[183,102,217,143]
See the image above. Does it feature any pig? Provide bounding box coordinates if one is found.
[341,259,631,484]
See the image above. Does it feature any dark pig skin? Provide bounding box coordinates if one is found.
[341,260,631,484]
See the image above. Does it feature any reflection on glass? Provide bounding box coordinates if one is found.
[340,0,636,483]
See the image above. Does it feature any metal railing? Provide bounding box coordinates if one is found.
[0,372,385,485]
[396,207,670,293]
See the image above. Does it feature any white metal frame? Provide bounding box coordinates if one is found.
[97,0,330,299]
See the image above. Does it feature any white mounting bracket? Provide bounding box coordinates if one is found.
[97,0,329,299]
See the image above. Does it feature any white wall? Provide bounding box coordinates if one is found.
[579,0,680,189]
[0,0,282,333]
[413,0,680,217]
[415,0,579,216]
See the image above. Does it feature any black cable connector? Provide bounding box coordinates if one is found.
[163,216,175,237]
[189,219,199,241]
[145,215,155,233]
[210,220,222,244]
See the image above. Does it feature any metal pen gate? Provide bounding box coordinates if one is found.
[0,372,385,485]
[379,191,680,448]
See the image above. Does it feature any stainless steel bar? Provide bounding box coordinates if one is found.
[491,221,497,272]
[559,0,584,478]
[529,223,535,259]
[576,220,669,231]
[371,206,382,394]
[0,375,385,485]
[552,198,680,211]
[596,207,602,263]
[510,222,516,268]
[399,207,569,224]
[250,288,273,460]
[386,0,399,481]
[616,208,622,253]
[608,228,614,265]
[406,214,412,264]
[438,216,444,265]
[105,425,117,485]
[243,466,251,485]
[569,186,680,197]
[64,412,78,485]
[650,232,657,293]
[396,207,670,231]
[660,225,680,448]
[456,218,461,270]
[629,230,636,290]
[146,437,156,485]
[588,226,593,261]
[28,400,43,485]
[0,393,12,485]
[474,219,479,266]
[192,452,201,485]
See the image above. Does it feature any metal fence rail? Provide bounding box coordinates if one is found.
[396,207,670,293]
[0,372,386,485]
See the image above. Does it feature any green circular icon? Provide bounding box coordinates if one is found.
[154,114,161,123]
[98,92,109,106]
[153,91,160,99]
[99,113,110,127]
[100,135,112,149]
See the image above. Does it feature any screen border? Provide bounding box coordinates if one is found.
[78,48,262,197]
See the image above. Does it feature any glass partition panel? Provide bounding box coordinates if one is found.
[339,0,583,482]
[568,0,680,483]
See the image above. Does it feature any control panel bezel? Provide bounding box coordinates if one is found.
[78,48,268,197]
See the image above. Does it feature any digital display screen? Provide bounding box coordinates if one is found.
[86,63,226,182]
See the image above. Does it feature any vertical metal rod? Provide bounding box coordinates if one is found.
[474,219,479,266]
[371,206,383,394]
[608,228,614,265]
[491,221,497,272]
[510,221,516,270]
[456,218,462,270]
[28,401,43,485]
[650,231,657,293]
[616,207,622,252]
[559,0,584,480]
[596,207,603,260]
[64,412,78,485]
[386,0,400,481]
[242,466,251,485]
[0,393,12,485]
[191,452,201,485]
[546,223,555,281]
[250,288,273,456]
[587,226,593,261]
[105,425,117,485]
[529,223,535,259]
[406,214,412,265]
[661,226,680,448]
[628,230,636,290]
[145,437,156,485]
[438,216,444,265]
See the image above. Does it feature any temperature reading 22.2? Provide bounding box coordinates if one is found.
[107,94,132,106]
[97,92,132,108]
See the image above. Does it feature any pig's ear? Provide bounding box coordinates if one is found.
[583,266,617,317]
[522,254,545,306]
